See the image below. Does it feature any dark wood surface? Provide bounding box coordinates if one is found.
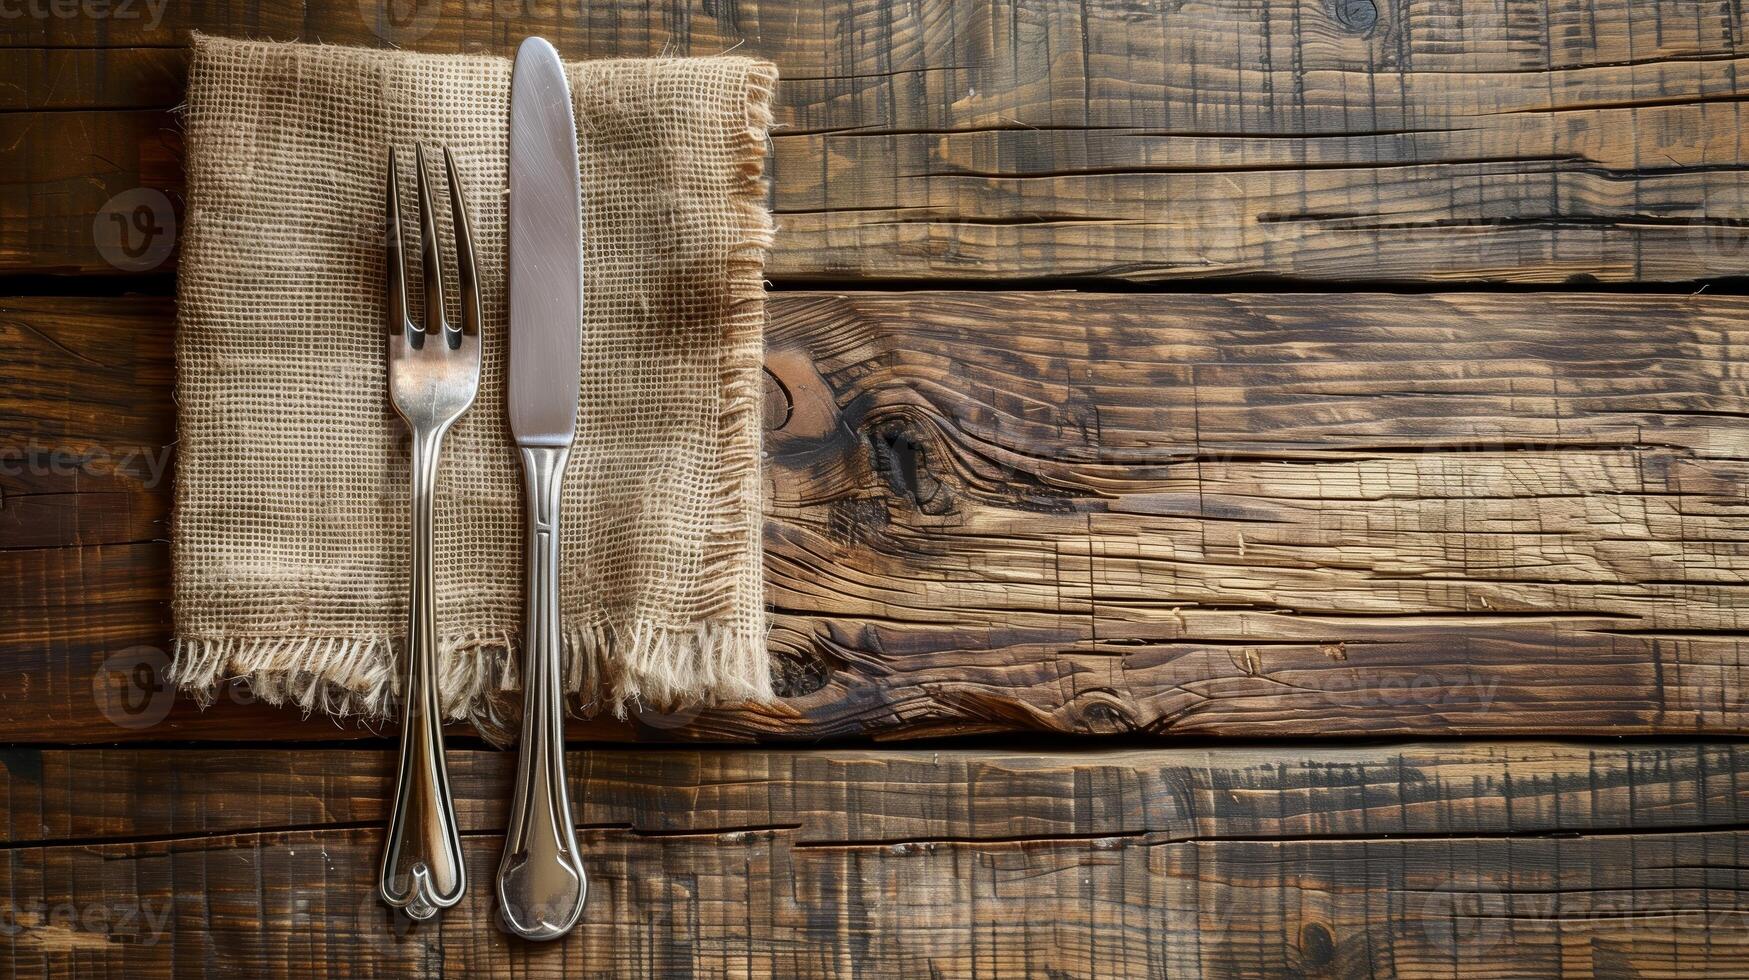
[4,0,1748,976]
[5,743,1748,977]
[8,291,1749,743]
[4,0,1749,281]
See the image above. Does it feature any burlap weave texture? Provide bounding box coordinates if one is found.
[172,34,775,725]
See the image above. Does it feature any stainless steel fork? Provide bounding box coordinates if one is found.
[378,144,480,922]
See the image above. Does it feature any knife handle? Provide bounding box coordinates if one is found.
[498,443,588,941]
[379,426,467,921]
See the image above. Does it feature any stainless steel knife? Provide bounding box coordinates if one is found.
[498,34,588,942]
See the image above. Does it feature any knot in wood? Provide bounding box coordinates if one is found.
[771,648,836,698]
[1075,698,1137,734]
[761,367,793,432]
[867,419,953,515]
[1332,0,1377,32]
[1300,923,1337,967]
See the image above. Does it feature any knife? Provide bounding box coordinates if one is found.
[498,35,588,942]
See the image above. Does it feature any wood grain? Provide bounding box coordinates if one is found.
[2,0,1746,281]
[2,742,1746,977]
[7,2,1744,973]
[6,742,1744,844]
[4,291,1747,742]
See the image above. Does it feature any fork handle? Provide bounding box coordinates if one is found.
[497,443,587,941]
[379,425,466,920]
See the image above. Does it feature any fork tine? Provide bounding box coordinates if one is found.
[442,147,480,343]
[386,147,411,341]
[415,144,447,341]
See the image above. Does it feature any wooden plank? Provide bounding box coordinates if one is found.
[1,743,1746,977]
[4,742,1744,844]
[0,47,189,109]
[8,828,1741,977]
[3,291,1747,742]
[1,1,1746,280]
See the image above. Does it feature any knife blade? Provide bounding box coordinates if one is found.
[497,35,589,943]
[508,35,584,446]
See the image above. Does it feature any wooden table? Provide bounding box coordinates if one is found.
[4,1,1748,976]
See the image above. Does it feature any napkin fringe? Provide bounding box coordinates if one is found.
[171,621,773,724]
[170,634,507,722]
[570,620,775,717]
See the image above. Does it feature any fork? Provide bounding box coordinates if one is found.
[378,145,480,922]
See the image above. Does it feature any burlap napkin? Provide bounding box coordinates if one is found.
[171,34,775,726]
